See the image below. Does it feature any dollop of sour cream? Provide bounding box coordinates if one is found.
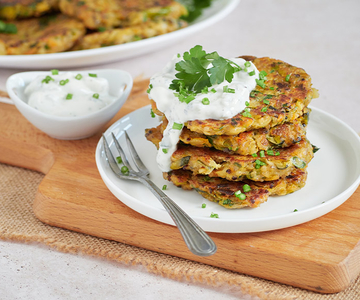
[24,72,117,117]
[148,55,260,172]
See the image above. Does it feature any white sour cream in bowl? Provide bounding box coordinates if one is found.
[6,69,133,140]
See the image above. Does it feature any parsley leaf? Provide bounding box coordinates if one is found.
[209,56,235,85]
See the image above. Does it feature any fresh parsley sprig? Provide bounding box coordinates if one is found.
[169,45,242,102]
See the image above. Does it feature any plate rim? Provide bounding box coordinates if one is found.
[95,105,360,233]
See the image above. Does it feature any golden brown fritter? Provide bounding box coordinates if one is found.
[146,110,309,156]
[146,126,314,182]
[72,18,187,50]
[151,56,319,136]
[0,14,85,54]
[164,168,307,209]
[0,0,59,20]
[59,0,187,30]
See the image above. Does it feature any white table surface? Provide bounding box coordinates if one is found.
[1,0,360,299]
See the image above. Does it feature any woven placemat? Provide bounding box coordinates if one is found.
[1,163,360,300]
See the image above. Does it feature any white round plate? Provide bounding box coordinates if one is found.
[95,105,360,233]
[0,0,239,69]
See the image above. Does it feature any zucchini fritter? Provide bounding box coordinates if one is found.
[0,0,59,20]
[146,110,309,156]
[151,56,319,136]
[72,18,187,50]
[59,0,187,30]
[146,126,314,182]
[165,168,307,209]
[0,14,85,54]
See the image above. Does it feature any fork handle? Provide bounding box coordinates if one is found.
[139,177,217,257]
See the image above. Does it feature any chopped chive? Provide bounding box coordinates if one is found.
[162,185,167,190]
[263,99,270,105]
[202,97,210,105]
[275,151,280,156]
[244,61,251,68]
[121,166,129,174]
[93,93,99,99]
[75,74,82,80]
[285,74,291,82]
[243,184,251,193]
[293,209,298,212]
[210,88,216,93]
[51,69,59,75]
[210,212,219,218]
[270,69,275,73]
[242,111,252,118]
[116,156,122,164]
[201,86,209,94]
[259,150,265,157]
[269,87,275,90]
[150,108,155,118]
[223,85,235,93]
[41,75,54,84]
[162,148,168,154]
[235,190,246,200]
[245,101,249,106]
[252,153,257,157]
[259,70,267,80]
[172,122,183,130]
[255,79,266,89]
[261,107,268,112]
[146,84,153,93]
[177,53,181,58]
[202,203,206,208]
[267,149,274,156]
[89,73,97,77]
[248,70,255,76]
[60,79,69,86]
[66,93,73,100]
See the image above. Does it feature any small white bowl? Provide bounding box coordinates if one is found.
[6,69,133,140]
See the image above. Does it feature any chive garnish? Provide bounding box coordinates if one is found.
[42,75,54,84]
[285,74,291,82]
[202,97,210,105]
[51,69,59,75]
[162,148,168,154]
[60,79,69,86]
[248,70,255,76]
[261,107,268,112]
[66,93,73,100]
[235,190,246,200]
[259,150,265,157]
[146,84,153,93]
[172,122,183,130]
[116,156,122,164]
[202,203,206,208]
[121,166,129,174]
[93,93,99,99]
[89,73,97,77]
[75,74,82,80]
[210,213,219,218]
[150,108,155,118]
[243,184,251,193]
[162,185,167,190]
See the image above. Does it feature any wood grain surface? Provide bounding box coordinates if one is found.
[1,80,360,294]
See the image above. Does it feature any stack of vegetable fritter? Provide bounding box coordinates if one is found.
[0,0,188,54]
[145,56,319,209]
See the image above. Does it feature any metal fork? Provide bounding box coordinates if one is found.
[102,131,217,257]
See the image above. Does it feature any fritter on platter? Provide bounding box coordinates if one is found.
[72,18,187,50]
[0,14,85,54]
[0,0,59,20]
[59,0,187,30]
[165,168,308,209]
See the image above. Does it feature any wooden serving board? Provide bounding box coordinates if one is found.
[1,79,360,294]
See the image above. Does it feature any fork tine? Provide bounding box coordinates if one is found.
[111,132,132,170]
[102,135,123,175]
[124,130,149,173]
